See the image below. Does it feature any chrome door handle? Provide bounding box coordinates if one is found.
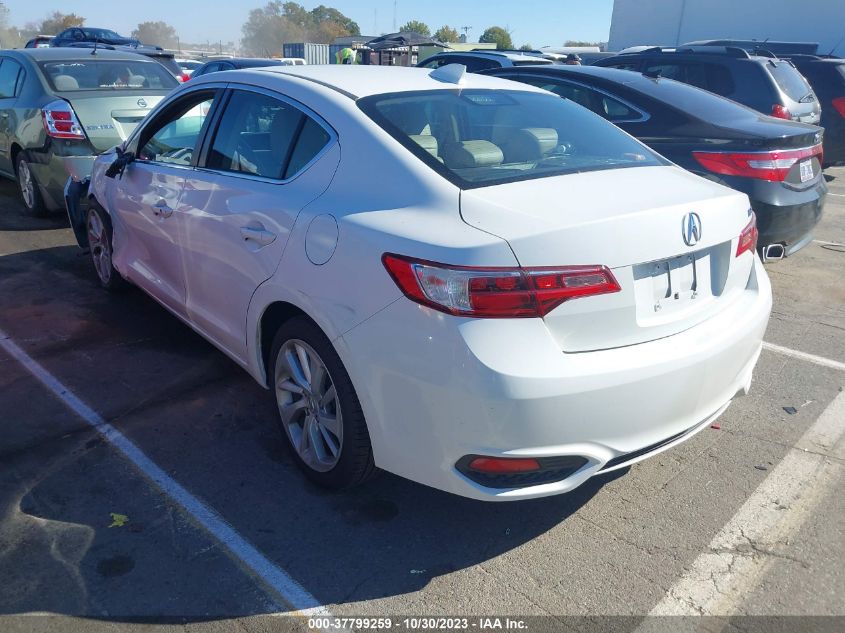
[152,200,173,218]
[240,226,276,246]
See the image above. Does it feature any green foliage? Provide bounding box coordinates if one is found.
[399,20,430,37]
[519,43,534,51]
[479,26,513,50]
[38,11,85,35]
[433,25,460,43]
[131,21,178,48]
[241,1,360,55]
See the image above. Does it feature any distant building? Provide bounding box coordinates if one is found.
[609,0,845,55]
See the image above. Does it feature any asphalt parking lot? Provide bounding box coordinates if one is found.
[0,172,843,632]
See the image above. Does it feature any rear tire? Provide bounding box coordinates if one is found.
[270,317,378,490]
[16,155,48,217]
[86,203,128,292]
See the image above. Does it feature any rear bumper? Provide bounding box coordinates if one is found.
[337,255,772,501]
[721,175,827,251]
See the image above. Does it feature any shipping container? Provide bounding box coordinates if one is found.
[282,43,330,65]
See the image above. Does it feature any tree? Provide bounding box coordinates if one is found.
[38,11,84,35]
[433,25,459,43]
[519,43,534,51]
[479,26,513,50]
[241,2,360,55]
[132,21,178,48]
[399,20,430,36]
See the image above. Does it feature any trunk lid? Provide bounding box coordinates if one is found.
[64,93,166,151]
[460,165,755,352]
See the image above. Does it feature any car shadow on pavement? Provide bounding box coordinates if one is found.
[0,243,632,618]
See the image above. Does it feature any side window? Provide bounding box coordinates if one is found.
[205,90,330,180]
[421,57,455,69]
[516,77,596,110]
[705,65,735,96]
[0,59,22,98]
[284,118,330,178]
[606,61,640,71]
[462,58,500,72]
[206,90,304,178]
[645,62,709,90]
[645,63,686,81]
[598,94,641,121]
[137,91,216,165]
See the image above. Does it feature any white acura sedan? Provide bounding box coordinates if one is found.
[80,64,771,501]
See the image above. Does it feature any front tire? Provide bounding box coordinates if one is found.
[270,317,377,489]
[87,203,128,291]
[16,155,48,217]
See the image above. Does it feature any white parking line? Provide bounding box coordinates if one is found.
[813,239,845,247]
[762,341,845,372]
[0,329,331,620]
[642,390,845,618]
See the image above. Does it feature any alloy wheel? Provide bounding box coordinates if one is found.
[87,211,112,285]
[274,339,343,472]
[18,161,34,209]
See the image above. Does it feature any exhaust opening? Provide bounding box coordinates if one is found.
[762,243,786,262]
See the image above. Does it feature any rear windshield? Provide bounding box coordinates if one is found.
[40,60,179,92]
[358,89,665,189]
[768,61,813,101]
[633,76,758,121]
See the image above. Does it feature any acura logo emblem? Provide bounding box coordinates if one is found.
[682,213,702,247]
[137,98,147,108]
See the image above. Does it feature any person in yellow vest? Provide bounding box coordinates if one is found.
[336,47,357,64]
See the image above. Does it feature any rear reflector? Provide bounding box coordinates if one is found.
[382,254,621,318]
[833,97,845,118]
[736,213,759,257]
[467,457,541,473]
[693,144,823,182]
[771,104,792,120]
[41,99,86,140]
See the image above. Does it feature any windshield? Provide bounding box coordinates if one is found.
[40,60,179,92]
[359,89,665,189]
[634,76,759,121]
[768,61,813,102]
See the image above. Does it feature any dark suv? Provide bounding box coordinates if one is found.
[596,46,820,125]
[786,56,845,165]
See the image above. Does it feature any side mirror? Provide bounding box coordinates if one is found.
[105,148,135,179]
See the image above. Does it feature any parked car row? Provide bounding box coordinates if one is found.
[0,39,826,501]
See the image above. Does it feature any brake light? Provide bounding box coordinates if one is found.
[178,73,190,83]
[736,213,759,257]
[382,254,621,318]
[41,100,85,140]
[832,97,845,118]
[693,144,823,182]
[771,104,792,119]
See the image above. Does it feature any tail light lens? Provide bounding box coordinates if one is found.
[832,97,845,118]
[736,213,759,257]
[178,73,190,83]
[771,104,792,119]
[693,144,823,182]
[41,100,86,140]
[382,253,621,318]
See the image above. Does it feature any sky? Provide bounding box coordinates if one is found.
[6,0,615,47]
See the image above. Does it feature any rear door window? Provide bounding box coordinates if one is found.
[204,89,330,180]
[518,77,644,122]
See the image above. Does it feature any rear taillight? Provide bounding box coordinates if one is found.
[771,104,792,120]
[736,213,759,258]
[178,73,190,82]
[41,100,85,140]
[382,254,621,318]
[832,97,845,118]
[693,144,823,182]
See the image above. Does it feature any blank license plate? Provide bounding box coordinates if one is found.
[799,160,814,183]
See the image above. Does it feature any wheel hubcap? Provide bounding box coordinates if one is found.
[87,212,112,284]
[18,161,34,208]
[274,340,342,472]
